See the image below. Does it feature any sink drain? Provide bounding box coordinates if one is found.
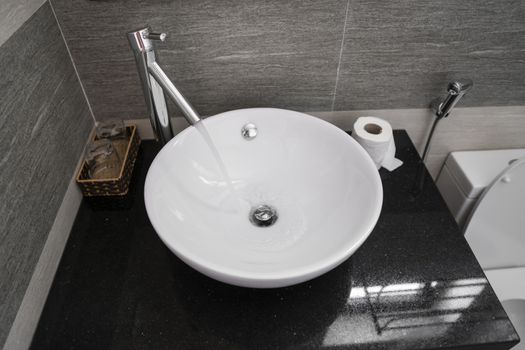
[241,123,258,140]
[249,204,278,227]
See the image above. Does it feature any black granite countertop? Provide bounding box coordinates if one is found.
[32,131,519,350]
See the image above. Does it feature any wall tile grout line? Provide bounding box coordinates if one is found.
[331,0,350,112]
[48,0,96,123]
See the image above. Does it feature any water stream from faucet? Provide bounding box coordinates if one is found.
[193,121,305,243]
[194,121,243,213]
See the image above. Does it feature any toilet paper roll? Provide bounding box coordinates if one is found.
[352,116,403,171]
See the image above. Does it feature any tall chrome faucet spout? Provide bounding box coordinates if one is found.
[127,27,201,144]
[147,62,201,125]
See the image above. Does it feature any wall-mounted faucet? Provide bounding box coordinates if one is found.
[127,27,201,144]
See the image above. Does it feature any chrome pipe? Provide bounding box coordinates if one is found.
[148,62,201,126]
[127,28,173,144]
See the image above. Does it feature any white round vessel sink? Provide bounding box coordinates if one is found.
[144,108,382,288]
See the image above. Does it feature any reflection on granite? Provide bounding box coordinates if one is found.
[31,131,519,349]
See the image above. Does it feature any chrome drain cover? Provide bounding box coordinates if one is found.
[241,123,258,140]
[249,204,278,227]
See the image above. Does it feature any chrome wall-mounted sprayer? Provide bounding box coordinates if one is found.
[413,79,473,194]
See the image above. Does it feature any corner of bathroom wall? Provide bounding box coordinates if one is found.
[0,1,94,348]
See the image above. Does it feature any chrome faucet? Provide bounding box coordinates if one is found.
[127,27,201,144]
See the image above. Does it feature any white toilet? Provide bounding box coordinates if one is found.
[437,148,525,349]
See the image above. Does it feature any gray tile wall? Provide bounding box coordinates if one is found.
[50,0,525,121]
[0,2,93,346]
[0,0,45,46]
[334,0,525,110]
[50,0,347,120]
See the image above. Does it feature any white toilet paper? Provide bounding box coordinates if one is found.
[352,116,403,171]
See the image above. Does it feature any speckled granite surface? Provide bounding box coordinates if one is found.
[32,131,519,349]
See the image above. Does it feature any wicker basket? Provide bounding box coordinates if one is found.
[76,125,141,197]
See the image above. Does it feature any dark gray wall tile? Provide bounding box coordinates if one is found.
[0,0,46,46]
[51,0,525,120]
[334,0,525,110]
[50,0,348,120]
[0,2,93,345]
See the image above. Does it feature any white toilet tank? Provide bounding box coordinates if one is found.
[436,148,525,269]
[436,149,525,228]
[437,148,525,350]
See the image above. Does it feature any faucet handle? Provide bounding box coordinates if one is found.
[145,32,167,42]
